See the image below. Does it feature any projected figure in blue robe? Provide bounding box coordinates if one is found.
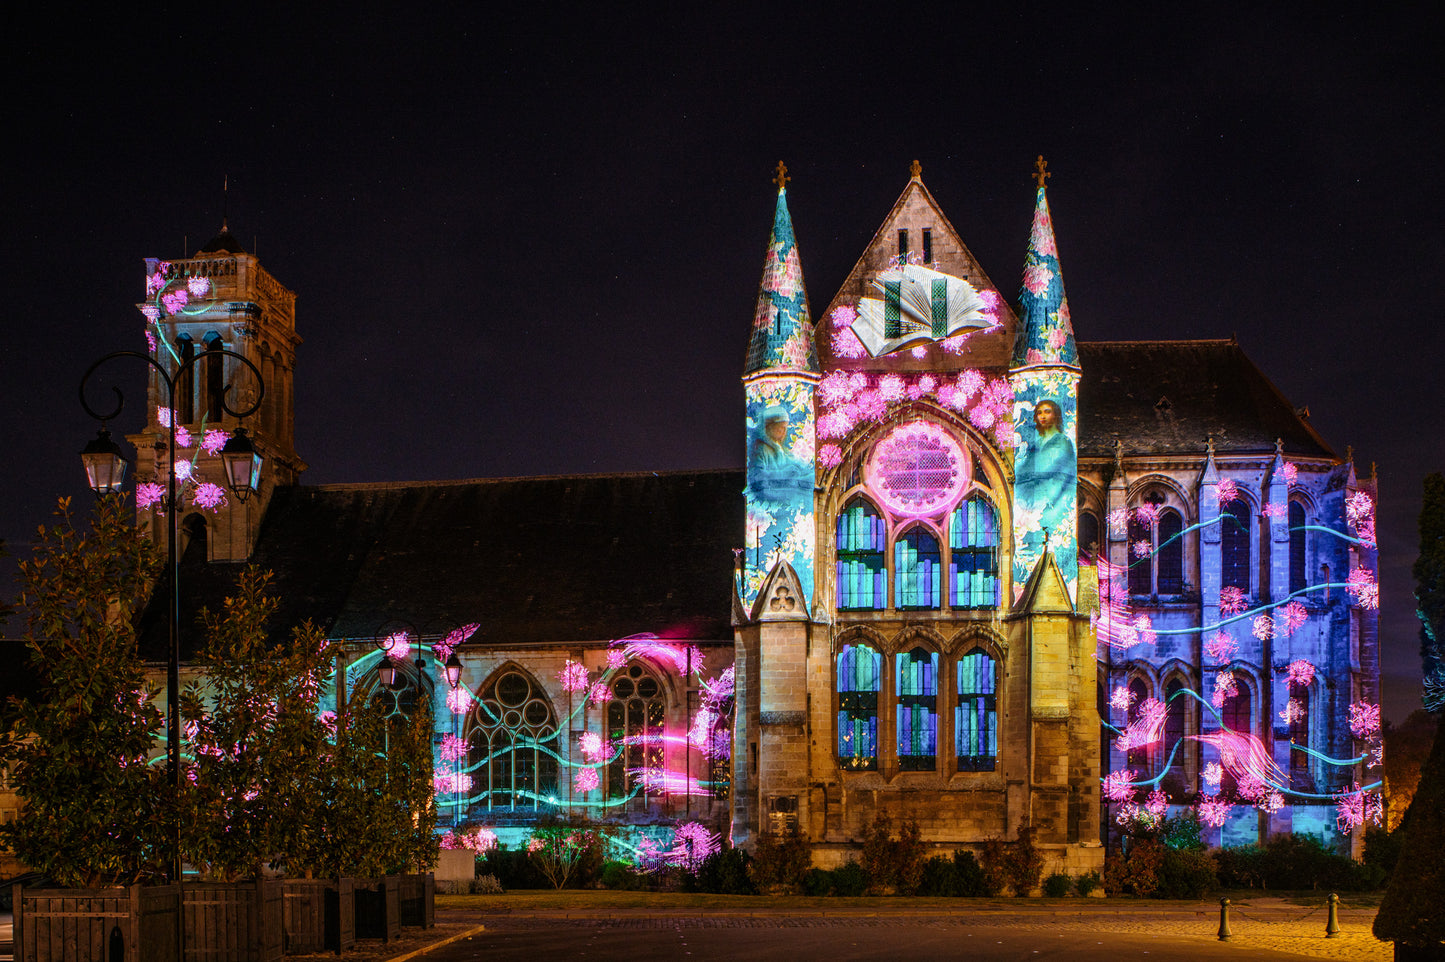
[1014,399,1076,545]
[747,403,813,507]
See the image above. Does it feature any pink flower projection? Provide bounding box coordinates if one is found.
[434,773,473,795]
[817,444,843,469]
[1106,507,1129,536]
[817,370,855,407]
[1144,789,1169,818]
[1278,699,1306,725]
[191,483,228,513]
[1218,586,1247,616]
[1198,794,1233,828]
[174,460,195,482]
[1211,672,1238,709]
[146,330,158,352]
[1275,603,1308,637]
[588,682,611,705]
[1346,491,1376,544]
[1102,769,1136,802]
[574,767,600,793]
[446,687,470,715]
[1214,478,1239,505]
[831,328,868,359]
[157,407,174,428]
[1204,631,1238,664]
[381,631,411,660]
[1022,262,1054,296]
[1132,614,1157,647]
[1109,686,1136,713]
[1285,659,1316,688]
[579,731,609,763]
[1262,502,1288,520]
[1133,503,1161,527]
[432,622,479,660]
[1131,539,1152,559]
[878,374,905,403]
[1046,326,1068,350]
[136,482,166,510]
[186,276,211,297]
[1202,762,1224,788]
[669,822,719,868]
[1251,614,1274,641]
[161,289,189,315]
[1348,701,1381,739]
[1281,463,1298,485]
[201,429,231,455]
[1335,783,1382,834]
[1346,566,1379,609]
[559,660,589,692]
[607,649,628,672]
[439,734,468,762]
[1115,698,1167,753]
[1195,729,1289,801]
[829,304,858,331]
[441,827,498,853]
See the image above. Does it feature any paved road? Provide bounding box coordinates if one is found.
[421,916,1355,962]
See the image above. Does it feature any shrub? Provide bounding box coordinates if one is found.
[473,874,504,894]
[1074,871,1101,897]
[688,847,756,895]
[830,860,871,897]
[1213,843,1265,889]
[857,815,927,894]
[916,855,960,897]
[1363,824,1402,880]
[1155,846,1217,898]
[953,850,996,896]
[1106,838,1217,898]
[1001,826,1045,896]
[483,847,549,889]
[750,830,813,892]
[1042,873,1072,897]
[600,859,648,890]
[801,867,833,896]
[978,840,1009,896]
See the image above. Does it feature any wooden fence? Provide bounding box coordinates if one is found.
[280,879,354,955]
[14,883,180,962]
[396,874,434,930]
[182,880,283,961]
[350,877,399,943]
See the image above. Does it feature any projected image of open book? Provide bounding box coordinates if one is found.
[850,264,994,357]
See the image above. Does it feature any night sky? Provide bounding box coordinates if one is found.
[4,7,1441,723]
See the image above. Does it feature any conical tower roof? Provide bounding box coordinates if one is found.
[1013,157,1079,370]
[744,163,819,377]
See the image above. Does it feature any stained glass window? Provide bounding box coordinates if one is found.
[896,648,938,771]
[894,527,941,610]
[1157,509,1184,595]
[1127,677,1151,773]
[1221,501,1252,592]
[950,497,999,609]
[837,644,880,771]
[1289,502,1307,595]
[607,664,665,808]
[837,498,886,610]
[956,649,997,771]
[467,669,559,814]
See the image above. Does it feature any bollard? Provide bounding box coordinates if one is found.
[1218,897,1232,941]
[1326,893,1341,938]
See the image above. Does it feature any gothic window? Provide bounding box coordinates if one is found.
[1288,685,1312,791]
[956,649,997,771]
[1127,513,1152,596]
[921,228,932,263]
[1163,677,1188,794]
[468,669,559,813]
[204,332,225,423]
[837,643,880,771]
[175,333,195,424]
[1157,509,1184,594]
[836,498,886,610]
[1221,500,1252,592]
[1219,677,1252,799]
[606,664,664,805]
[1126,677,1151,773]
[894,527,941,610]
[950,497,999,609]
[1078,510,1100,561]
[1289,501,1307,595]
[896,647,938,771]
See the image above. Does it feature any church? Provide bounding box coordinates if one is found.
[127,159,1382,875]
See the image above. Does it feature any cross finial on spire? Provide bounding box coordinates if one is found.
[1033,155,1050,189]
[773,161,790,191]
[221,174,229,233]
[910,159,922,180]
[1275,438,1284,459]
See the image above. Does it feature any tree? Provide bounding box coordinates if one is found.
[179,567,336,879]
[1375,474,1445,953]
[0,496,167,886]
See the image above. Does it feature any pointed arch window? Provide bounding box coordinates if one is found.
[1219,677,1252,799]
[1126,677,1151,773]
[607,663,665,805]
[894,527,941,610]
[950,497,999,609]
[1078,510,1101,562]
[1288,501,1307,594]
[896,647,938,771]
[1163,677,1189,794]
[1221,501,1252,592]
[468,669,559,813]
[1157,509,1184,594]
[1129,500,1183,596]
[836,498,886,610]
[956,649,997,771]
[1288,682,1312,792]
[175,333,195,424]
[837,643,880,771]
[203,332,225,423]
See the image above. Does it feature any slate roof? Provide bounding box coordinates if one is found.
[1076,340,1335,460]
[139,469,744,660]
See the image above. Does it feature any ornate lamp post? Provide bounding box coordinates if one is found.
[78,347,265,898]
[445,652,463,828]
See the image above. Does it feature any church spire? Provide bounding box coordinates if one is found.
[743,162,818,376]
[1012,156,1079,370]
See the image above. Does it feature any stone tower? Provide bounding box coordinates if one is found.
[128,226,305,562]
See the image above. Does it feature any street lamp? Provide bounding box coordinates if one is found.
[445,652,463,827]
[78,346,265,904]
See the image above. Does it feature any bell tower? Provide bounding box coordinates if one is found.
[128,225,306,562]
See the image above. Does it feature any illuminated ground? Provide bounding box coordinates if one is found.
[393,895,1391,962]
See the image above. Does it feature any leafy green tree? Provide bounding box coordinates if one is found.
[179,567,336,879]
[1376,474,1445,950]
[0,496,166,886]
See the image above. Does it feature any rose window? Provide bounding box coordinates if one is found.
[867,421,968,516]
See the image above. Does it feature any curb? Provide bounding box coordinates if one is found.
[382,924,487,962]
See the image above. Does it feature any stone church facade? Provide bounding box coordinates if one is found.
[127,161,1380,872]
